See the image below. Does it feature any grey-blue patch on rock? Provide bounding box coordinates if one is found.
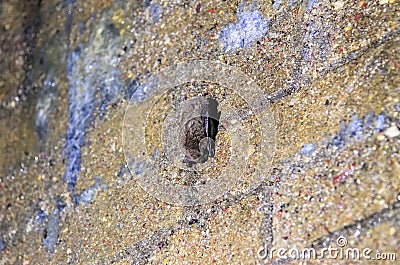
[364,111,375,129]
[273,0,282,10]
[36,209,48,224]
[74,176,105,205]
[124,78,140,100]
[99,67,124,117]
[135,160,145,175]
[301,0,331,65]
[347,117,363,140]
[63,10,128,192]
[130,76,158,103]
[116,163,133,186]
[79,187,96,204]
[375,113,386,132]
[43,208,61,253]
[300,143,315,156]
[332,121,347,149]
[330,112,387,150]
[0,237,4,254]
[308,0,317,11]
[147,3,162,23]
[219,7,269,52]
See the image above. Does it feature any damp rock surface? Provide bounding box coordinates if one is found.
[0,0,399,264]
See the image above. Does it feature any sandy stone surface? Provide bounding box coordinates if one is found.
[0,0,399,264]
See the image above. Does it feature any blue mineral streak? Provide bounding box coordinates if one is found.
[63,55,97,192]
[43,199,65,253]
[62,12,137,192]
[219,8,269,52]
[330,113,386,150]
[34,7,140,255]
[63,47,92,192]
[0,237,4,254]
[297,112,389,159]
[43,208,60,253]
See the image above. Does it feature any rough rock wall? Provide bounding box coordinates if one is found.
[0,0,399,264]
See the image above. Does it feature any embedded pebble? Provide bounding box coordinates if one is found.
[384,125,400,138]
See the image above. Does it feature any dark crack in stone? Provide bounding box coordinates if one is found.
[179,97,221,166]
